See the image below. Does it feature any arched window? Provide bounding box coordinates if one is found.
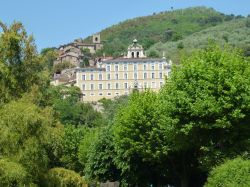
[137,52,140,58]
[131,52,134,58]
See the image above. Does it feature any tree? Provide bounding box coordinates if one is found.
[84,126,121,183]
[205,157,250,187]
[113,91,169,186]
[80,48,91,67]
[158,44,250,187]
[0,159,32,186]
[40,47,58,72]
[48,85,103,127]
[60,125,85,172]
[45,168,87,187]
[0,98,63,184]
[53,61,75,74]
[148,50,160,58]
[0,21,45,103]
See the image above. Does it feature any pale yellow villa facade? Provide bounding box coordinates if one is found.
[75,40,172,102]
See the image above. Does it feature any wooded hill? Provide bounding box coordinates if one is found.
[148,17,250,62]
[83,6,246,58]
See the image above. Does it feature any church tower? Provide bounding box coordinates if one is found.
[93,34,101,44]
[127,39,146,58]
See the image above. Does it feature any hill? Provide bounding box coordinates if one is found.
[83,6,239,57]
[147,17,250,62]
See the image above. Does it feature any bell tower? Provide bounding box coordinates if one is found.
[93,34,101,44]
[127,39,146,58]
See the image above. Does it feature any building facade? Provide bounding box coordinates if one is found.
[75,40,172,102]
[54,34,103,67]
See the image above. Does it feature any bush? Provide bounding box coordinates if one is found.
[45,168,87,187]
[0,159,31,186]
[205,157,250,187]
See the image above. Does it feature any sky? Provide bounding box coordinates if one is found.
[0,0,250,52]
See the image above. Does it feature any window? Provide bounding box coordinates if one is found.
[159,72,163,79]
[151,63,155,70]
[90,84,94,90]
[144,72,147,79]
[106,65,111,71]
[107,92,111,96]
[107,83,111,90]
[124,64,128,71]
[99,93,103,96]
[115,64,119,71]
[152,82,156,88]
[107,73,111,80]
[115,92,119,96]
[124,73,128,80]
[152,72,155,79]
[90,74,94,80]
[134,73,137,80]
[134,64,137,71]
[137,52,140,58]
[159,63,163,70]
[98,84,103,90]
[115,73,119,80]
[124,82,128,89]
[160,82,164,87]
[82,74,86,80]
[143,64,147,70]
[115,83,119,90]
[82,84,86,90]
[90,93,95,96]
[99,73,102,80]
[144,82,148,88]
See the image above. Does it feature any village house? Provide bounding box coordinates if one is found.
[54,34,103,67]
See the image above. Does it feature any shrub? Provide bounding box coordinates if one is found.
[0,159,31,186]
[205,157,250,187]
[45,168,87,187]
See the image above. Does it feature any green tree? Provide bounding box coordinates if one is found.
[205,157,250,187]
[45,168,87,187]
[0,98,63,184]
[0,21,45,103]
[148,50,160,58]
[53,61,75,74]
[80,48,91,67]
[113,91,169,186]
[159,44,250,187]
[40,47,58,72]
[0,159,32,186]
[84,127,121,183]
[60,125,85,172]
[48,85,103,127]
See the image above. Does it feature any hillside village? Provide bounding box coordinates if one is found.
[52,35,172,102]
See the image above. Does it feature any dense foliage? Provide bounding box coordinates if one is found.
[205,157,250,187]
[45,167,87,187]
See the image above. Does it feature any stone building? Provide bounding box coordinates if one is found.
[75,40,172,102]
[54,34,103,67]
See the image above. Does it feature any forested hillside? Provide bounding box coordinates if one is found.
[83,6,241,57]
[148,17,250,62]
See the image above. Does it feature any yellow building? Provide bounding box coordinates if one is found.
[75,40,172,102]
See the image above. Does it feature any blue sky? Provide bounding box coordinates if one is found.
[1,0,250,52]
